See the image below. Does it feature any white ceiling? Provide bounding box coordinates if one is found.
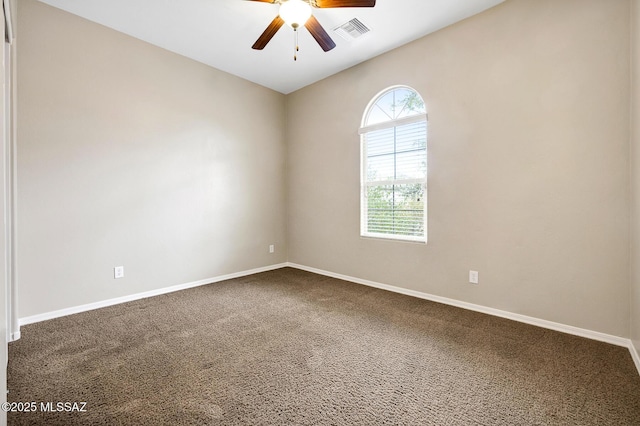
[38,0,505,94]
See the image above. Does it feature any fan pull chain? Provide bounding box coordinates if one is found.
[294,28,299,61]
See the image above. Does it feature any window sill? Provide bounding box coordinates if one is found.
[360,233,427,244]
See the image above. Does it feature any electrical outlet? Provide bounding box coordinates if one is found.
[269,244,275,254]
[114,266,124,279]
[469,270,479,284]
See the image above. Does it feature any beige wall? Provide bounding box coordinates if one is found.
[287,0,631,337]
[16,0,636,341]
[17,0,287,318]
[631,0,640,356]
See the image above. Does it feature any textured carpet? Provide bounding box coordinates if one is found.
[7,267,640,425]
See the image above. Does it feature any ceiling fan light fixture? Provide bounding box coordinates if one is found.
[279,0,312,29]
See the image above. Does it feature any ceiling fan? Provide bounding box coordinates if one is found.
[249,0,376,59]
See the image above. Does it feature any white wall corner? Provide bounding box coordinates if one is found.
[631,0,640,379]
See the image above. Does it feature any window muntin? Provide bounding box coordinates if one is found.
[360,87,427,242]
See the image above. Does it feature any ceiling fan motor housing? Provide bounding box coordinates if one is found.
[279,0,313,29]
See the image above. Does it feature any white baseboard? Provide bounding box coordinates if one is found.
[286,262,630,348]
[18,263,288,327]
[630,341,640,376]
[15,260,640,377]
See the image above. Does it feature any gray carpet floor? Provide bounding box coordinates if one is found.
[7,267,640,425]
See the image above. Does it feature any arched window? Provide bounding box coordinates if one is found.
[359,86,427,242]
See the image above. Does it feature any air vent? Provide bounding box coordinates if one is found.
[333,18,370,41]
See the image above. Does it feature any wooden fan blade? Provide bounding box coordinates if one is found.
[247,0,277,3]
[314,0,375,8]
[304,15,336,52]
[252,16,285,50]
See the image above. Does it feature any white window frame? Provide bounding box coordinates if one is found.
[359,86,427,243]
